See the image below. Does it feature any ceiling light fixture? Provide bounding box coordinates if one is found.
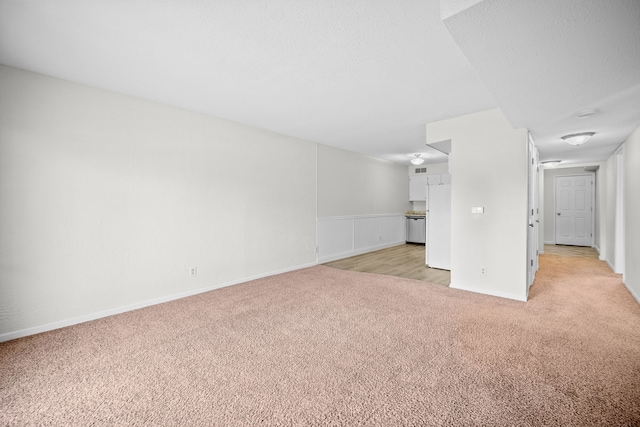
[561,132,595,146]
[410,154,425,165]
[541,160,562,167]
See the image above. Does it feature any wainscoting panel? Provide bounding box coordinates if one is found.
[381,215,405,245]
[318,214,405,263]
[354,217,381,252]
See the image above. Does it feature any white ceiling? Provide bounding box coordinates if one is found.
[1,0,638,166]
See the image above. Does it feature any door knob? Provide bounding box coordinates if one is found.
[557,213,561,216]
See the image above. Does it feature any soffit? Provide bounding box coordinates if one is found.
[442,0,640,163]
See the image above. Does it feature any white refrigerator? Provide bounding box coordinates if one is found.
[426,184,451,270]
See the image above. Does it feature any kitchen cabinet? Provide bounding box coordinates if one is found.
[427,174,441,185]
[409,175,429,201]
[409,174,452,201]
[427,173,451,185]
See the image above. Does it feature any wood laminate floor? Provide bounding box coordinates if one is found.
[543,244,599,258]
[323,244,451,286]
[323,243,599,287]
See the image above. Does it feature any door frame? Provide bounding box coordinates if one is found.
[527,134,540,291]
[552,173,596,246]
[614,146,625,276]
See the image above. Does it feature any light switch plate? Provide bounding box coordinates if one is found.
[472,207,484,214]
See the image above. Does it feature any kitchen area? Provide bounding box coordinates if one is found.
[317,147,451,284]
[321,159,451,285]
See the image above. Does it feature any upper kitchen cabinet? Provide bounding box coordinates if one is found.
[409,174,429,201]
[427,174,441,185]
[410,173,452,200]
[427,173,451,185]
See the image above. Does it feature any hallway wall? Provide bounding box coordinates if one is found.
[623,126,640,302]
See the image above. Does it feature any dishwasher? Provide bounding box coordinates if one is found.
[406,215,426,244]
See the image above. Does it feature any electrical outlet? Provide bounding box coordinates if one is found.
[480,267,487,276]
[190,267,197,277]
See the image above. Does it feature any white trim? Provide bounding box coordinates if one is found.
[605,259,616,273]
[625,282,640,304]
[0,260,318,343]
[544,240,555,245]
[449,282,528,302]
[594,244,606,260]
[315,143,319,263]
[614,148,625,276]
[318,213,405,221]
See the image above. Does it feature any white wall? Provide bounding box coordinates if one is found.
[427,108,529,301]
[317,144,410,217]
[407,162,449,176]
[623,126,640,302]
[0,66,318,339]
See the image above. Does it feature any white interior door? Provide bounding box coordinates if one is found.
[554,174,594,246]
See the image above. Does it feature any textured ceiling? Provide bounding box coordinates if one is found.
[443,0,640,164]
[0,0,638,166]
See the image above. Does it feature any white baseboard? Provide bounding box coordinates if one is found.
[594,244,607,261]
[624,282,640,305]
[318,241,406,263]
[604,258,626,275]
[544,240,555,245]
[605,259,616,273]
[449,282,528,302]
[0,260,319,343]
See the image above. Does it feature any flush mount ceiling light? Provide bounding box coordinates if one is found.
[410,154,425,165]
[541,160,562,167]
[561,132,595,146]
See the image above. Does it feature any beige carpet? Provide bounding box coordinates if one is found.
[1,254,639,426]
